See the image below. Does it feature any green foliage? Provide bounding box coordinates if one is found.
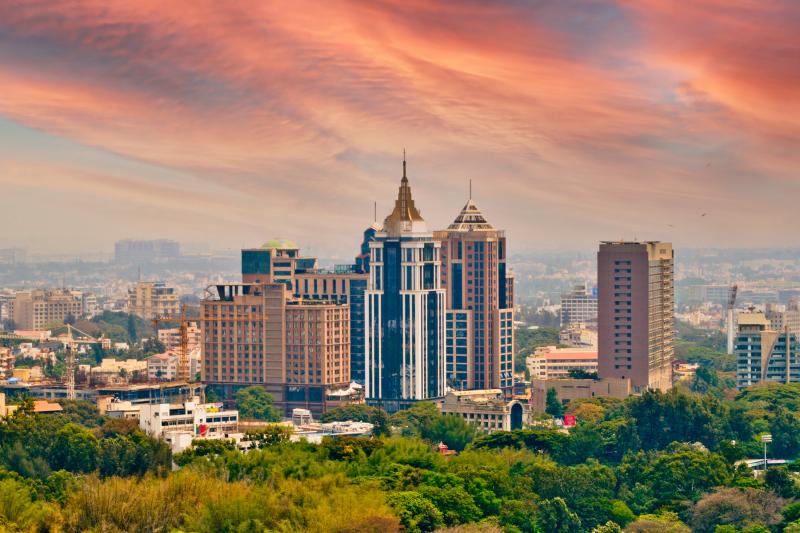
[386,491,444,532]
[243,425,291,448]
[546,388,565,418]
[515,326,560,373]
[764,466,796,497]
[689,487,786,533]
[234,386,281,421]
[537,497,582,533]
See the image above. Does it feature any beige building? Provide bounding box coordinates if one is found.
[201,283,351,415]
[440,389,527,432]
[147,349,201,381]
[527,347,598,380]
[764,302,800,335]
[0,347,12,378]
[530,377,631,413]
[13,289,84,330]
[157,323,201,350]
[127,281,180,320]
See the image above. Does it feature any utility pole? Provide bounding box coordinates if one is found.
[761,433,772,472]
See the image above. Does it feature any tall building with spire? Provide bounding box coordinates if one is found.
[364,159,446,407]
[434,196,515,394]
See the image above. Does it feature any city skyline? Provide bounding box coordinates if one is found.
[1,1,799,255]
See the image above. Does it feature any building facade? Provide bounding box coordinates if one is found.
[597,241,674,392]
[736,310,800,389]
[560,282,598,328]
[201,283,351,415]
[435,198,514,394]
[115,239,180,264]
[127,281,180,320]
[440,389,526,432]
[765,302,800,335]
[527,347,598,380]
[12,289,84,330]
[241,241,369,385]
[365,161,446,406]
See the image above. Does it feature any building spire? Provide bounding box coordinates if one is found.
[402,149,407,180]
[469,178,472,200]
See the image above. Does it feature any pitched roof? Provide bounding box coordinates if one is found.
[383,159,427,236]
[447,198,494,231]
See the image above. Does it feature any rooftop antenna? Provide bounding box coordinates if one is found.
[469,179,473,200]
[402,149,407,179]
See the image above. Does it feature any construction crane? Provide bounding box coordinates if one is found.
[151,305,196,383]
[726,284,739,355]
[152,304,265,383]
[61,324,102,400]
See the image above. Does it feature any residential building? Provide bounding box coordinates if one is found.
[559,323,598,348]
[560,282,598,328]
[736,310,800,389]
[138,397,238,453]
[364,160,446,408]
[764,302,800,335]
[114,239,180,264]
[0,347,12,378]
[530,377,631,414]
[527,347,598,380]
[597,241,674,392]
[440,389,527,432]
[434,197,514,394]
[147,349,201,381]
[12,289,84,330]
[686,284,732,305]
[157,323,201,351]
[127,281,180,320]
[201,283,351,415]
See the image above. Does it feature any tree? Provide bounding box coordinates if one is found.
[50,423,99,473]
[689,487,786,533]
[546,388,564,418]
[420,414,476,452]
[126,314,137,342]
[537,497,581,533]
[625,513,690,533]
[769,408,800,458]
[591,522,622,533]
[386,491,443,533]
[235,387,281,421]
[764,466,796,498]
[568,369,598,380]
[244,425,291,448]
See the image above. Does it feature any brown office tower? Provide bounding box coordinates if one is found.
[597,241,674,392]
[435,198,515,394]
[201,283,350,415]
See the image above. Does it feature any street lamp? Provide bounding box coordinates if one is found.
[760,433,772,472]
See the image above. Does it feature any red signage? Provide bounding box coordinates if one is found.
[563,414,576,427]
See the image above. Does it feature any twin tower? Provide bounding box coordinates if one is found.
[364,160,514,409]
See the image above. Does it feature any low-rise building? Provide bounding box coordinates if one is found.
[88,358,147,385]
[157,323,201,351]
[0,347,13,378]
[530,377,631,414]
[147,349,201,381]
[138,397,239,453]
[527,347,598,380]
[440,389,527,432]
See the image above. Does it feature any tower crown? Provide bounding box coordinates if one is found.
[383,157,427,236]
[447,198,494,231]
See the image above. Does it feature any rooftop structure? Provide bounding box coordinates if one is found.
[440,389,527,432]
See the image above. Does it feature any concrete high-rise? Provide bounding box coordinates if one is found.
[597,241,674,391]
[434,198,514,394]
[736,310,800,389]
[128,281,180,320]
[365,160,446,407]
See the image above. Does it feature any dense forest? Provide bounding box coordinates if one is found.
[3,380,800,532]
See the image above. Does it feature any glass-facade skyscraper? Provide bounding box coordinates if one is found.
[365,160,446,406]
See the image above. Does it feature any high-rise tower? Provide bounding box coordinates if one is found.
[364,159,446,408]
[435,197,514,394]
[597,241,674,391]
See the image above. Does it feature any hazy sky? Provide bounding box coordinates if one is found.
[1,1,798,258]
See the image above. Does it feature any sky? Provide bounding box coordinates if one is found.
[0,0,798,259]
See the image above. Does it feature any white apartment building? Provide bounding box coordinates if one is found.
[527,346,598,380]
[560,282,598,328]
[138,397,239,452]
